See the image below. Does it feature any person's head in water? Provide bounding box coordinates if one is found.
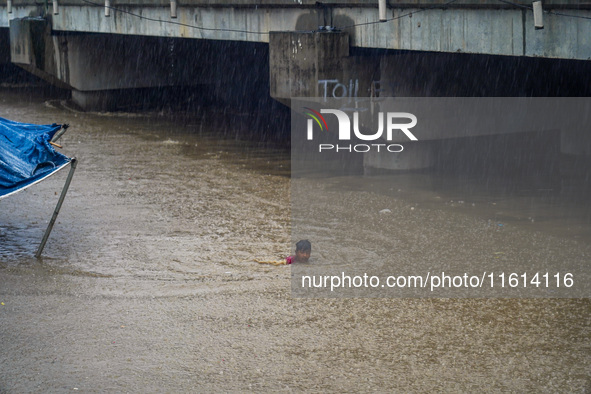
[295,239,311,263]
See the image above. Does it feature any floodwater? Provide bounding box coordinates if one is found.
[0,88,589,392]
[290,171,591,297]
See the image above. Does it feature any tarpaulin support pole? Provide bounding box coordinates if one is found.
[51,124,69,143]
[35,157,77,258]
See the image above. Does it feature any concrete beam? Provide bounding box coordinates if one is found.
[3,1,591,8]
[2,2,590,60]
[9,16,276,110]
[9,17,223,90]
[336,7,591,60]
[0,5,41,26]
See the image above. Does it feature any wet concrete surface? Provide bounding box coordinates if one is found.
[0,89,589,392]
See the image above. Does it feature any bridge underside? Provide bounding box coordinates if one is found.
[3,2,591,60]
[2,1,591,170]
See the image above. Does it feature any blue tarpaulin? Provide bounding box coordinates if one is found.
[0,117,71,200]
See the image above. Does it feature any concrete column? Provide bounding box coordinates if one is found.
[9,17,211,110]
[269,30,381,109]
[269,31,350,105]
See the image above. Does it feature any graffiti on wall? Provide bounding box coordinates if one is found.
[318,79,397,101]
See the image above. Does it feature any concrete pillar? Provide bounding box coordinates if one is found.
[9,17,212,110]
[269,30,381,109]
[9,17,71,89]
[269,31,350,105]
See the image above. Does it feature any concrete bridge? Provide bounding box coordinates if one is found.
[1,0,591,169]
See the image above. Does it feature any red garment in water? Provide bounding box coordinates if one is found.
[286,255,295,264]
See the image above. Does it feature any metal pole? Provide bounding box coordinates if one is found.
[51,124,69,143]
[533,1,544,30]
[378,0,387,22]
[171,0,177,19]
[35,158,78,258]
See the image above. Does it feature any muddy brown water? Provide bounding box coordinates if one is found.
[0,88,589,392]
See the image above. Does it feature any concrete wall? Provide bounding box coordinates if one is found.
[2,1,591,60]
[9,17,73,88]
[8,16,278,111]
[9,18,215,91]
